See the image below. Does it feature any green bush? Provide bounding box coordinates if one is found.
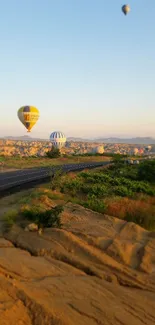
[80,171,111,183]
[22,205,63,229]
[121,166,138,180]
[50,168,63,190]
[114,186,133,197]
[61,178,83,195]
[137,161,155,183]
[112,154,124,165]
[83,194,106,213]
[3,209,18,231]
[46,147,61,158]
[82,183,108,197]
[130,182,155,196]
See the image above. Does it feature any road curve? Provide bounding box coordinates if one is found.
[0,161,110,193]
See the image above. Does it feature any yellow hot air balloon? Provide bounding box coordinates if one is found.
[17,106,39,132]
[122,4,130,15]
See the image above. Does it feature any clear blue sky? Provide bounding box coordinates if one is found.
[0,0,155,139]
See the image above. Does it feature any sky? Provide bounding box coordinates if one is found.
[0,0,155,139]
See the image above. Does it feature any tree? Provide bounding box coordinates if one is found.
[112,154,124,165]
[46,146,61,158]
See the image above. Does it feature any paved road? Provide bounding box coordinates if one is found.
[0,161,110,192]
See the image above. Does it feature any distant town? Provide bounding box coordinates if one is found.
[0,137,155,157]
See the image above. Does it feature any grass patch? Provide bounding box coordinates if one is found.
[0,155,109,170]
[3,209,18,231]
[105,197,155,230]
[18,189,46,204]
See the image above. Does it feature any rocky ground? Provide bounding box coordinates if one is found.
[0,201,155,324]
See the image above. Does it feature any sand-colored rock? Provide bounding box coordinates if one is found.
[0,247,84,280]
[25,223,38,232]
[140,239,155,273]
[0,202,155,324]
[0,238,13,248]
[0,285,32,325]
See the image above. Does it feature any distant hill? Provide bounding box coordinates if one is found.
[67,137,90,142]
[1,135,48,142]
[1,135,155,144]
[94,137,155,144]
[68,137,155,144]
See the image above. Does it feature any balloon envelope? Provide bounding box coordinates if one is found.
[17,106,39,132]
[122,4,130,15]
[50,131,66,149]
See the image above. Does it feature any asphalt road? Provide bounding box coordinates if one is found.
[0,161,110,193]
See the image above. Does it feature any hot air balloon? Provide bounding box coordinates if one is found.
[122,4,130,15]
[93,146,104,154]
[50,131,66,149]
[145,145,152,152]
[17,106,39,132]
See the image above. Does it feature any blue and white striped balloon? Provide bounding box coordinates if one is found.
[50,131,66,149]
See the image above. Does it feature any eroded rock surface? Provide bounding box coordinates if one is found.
[0,203,155,324]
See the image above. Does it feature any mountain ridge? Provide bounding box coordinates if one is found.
[1,135,155,144]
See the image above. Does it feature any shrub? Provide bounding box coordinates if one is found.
[121,166,138,180]
[50,168,63,190]
[137,161,155,183]
[130,182,155,196]
[3,209,18,231]
[83,194,106,213]
[112,154,124,165]
[21,205,63,229]
[114,185,133,197]
[90,184,108,197]
[61,178,83,196]
[46,147,61,158]
[80,172,111,183]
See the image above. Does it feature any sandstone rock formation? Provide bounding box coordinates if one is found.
[0,202,155,324]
